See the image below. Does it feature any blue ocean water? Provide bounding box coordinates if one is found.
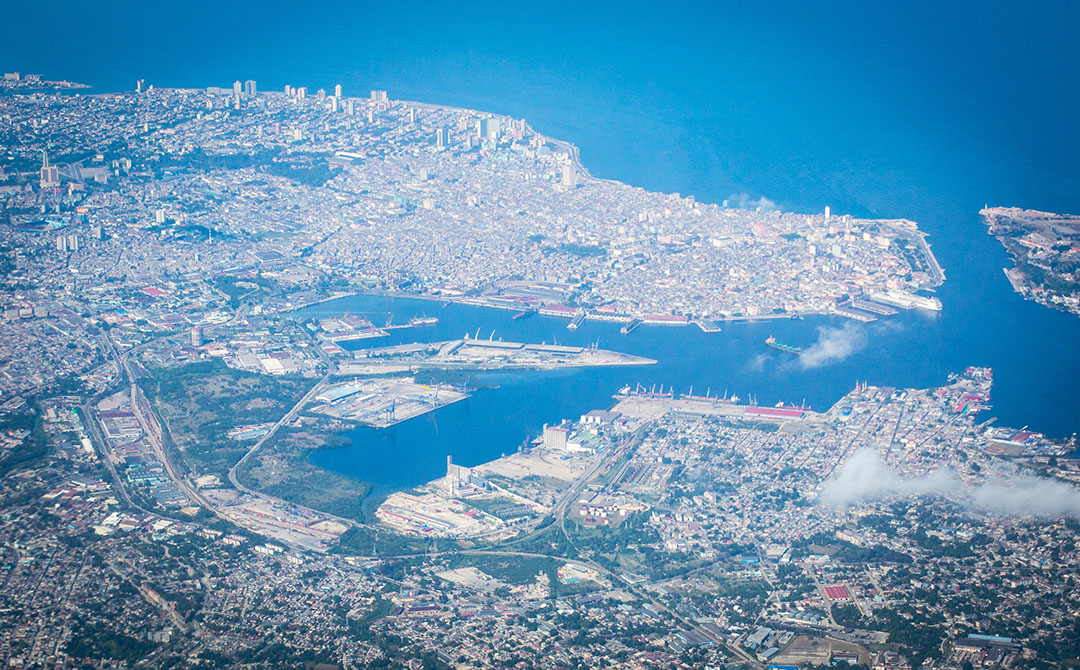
[5,1,1080,487]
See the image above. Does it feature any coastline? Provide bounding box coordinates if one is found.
[265,93,947,325]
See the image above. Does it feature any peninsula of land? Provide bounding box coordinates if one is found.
[981,206,1080,317]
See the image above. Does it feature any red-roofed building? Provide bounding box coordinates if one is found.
[823,585,851,601]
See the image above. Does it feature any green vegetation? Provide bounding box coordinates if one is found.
[0,412,47,477]
[446,553,556,586]
[334,526,433,557]
[213,274,278,308]
[349,597,394,640]
[236,425,372,522]
[555,243,607,258]
[142,358,312,479]
[66,623,155,663]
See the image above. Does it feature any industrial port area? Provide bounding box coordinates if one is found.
[344,337,657,372]
[0,64,1078,670]
[310,377,469,427]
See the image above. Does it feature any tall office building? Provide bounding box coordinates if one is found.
[478,117,500,140]
[334,83,342,98]
[435,128,447,148]
[244,79,256,97]
[39,151,59,189]
[561,164,577,188]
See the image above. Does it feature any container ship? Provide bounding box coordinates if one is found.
[765,335,802,354]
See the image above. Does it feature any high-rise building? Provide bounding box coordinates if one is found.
[408,108,416,123]
[334,83,342,98]
[543,425,569,451]
[824,205,831,221]
[561,164,577,188]
[370,89,387,103]
[479,117,500,140]
[297,87,307,99]
[330,97,338,113]
[136,79,144,93]
[190,326,204,348]
[244,80,256,97]
[155,209,166,224]
[232,80,242,98]
[39,151,59,189]
[435,128,447,148]
[284,84,292,96]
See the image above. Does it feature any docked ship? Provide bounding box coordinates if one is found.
[776,400,811,411]
[567,311,586,330]
[765,335,802,354]
[409,316,438,326]
[512,306,538,320]
[620,318,643,334]
[617,383,674,399]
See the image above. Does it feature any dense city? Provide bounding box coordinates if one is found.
[0,74,1078,670]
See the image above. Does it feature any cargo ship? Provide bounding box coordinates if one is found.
[409,316,438,326]
[617,383,674,399]
[567,311,586,330]
[620,318,643,334]
[765,336,802,354]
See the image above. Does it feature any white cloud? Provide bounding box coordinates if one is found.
[820,449,1080,518]
[728,192,777,212]
[798,322,867,369]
